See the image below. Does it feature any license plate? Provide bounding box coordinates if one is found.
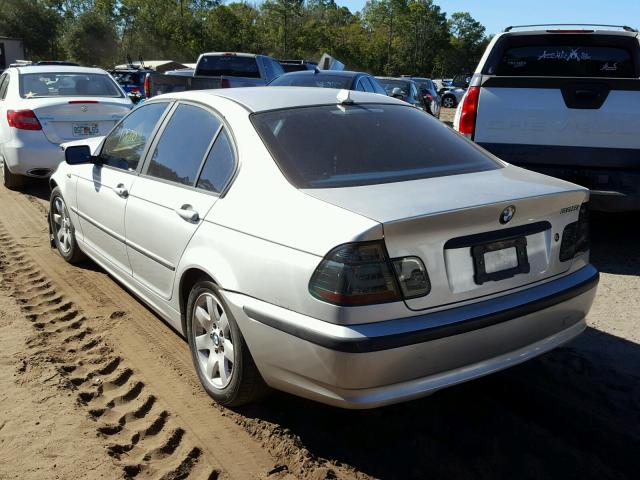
[472,238,530,285]
[73,123,99,137]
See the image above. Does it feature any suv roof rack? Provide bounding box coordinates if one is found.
[504,24,638,33]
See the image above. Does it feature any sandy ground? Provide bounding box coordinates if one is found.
[0,118,638,479]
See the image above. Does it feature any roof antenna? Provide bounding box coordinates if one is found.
[126,54,133,68]
[139,55,146,69]
[337,89,354,105]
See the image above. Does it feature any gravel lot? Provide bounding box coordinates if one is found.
[0,113,638,479]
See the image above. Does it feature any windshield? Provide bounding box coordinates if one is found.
[270,74,352,89]
[251,104,499,188]
[196,55,260,78]
[20,73,123,98]
[377,79,410,96]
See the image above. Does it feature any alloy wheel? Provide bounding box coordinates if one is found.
[192,292,234,389]
[52,196,72,254]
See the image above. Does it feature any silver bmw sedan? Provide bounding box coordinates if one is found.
[49,87,598,409]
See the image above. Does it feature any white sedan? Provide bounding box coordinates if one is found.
[0,65,132,188]
[49,87,598,408]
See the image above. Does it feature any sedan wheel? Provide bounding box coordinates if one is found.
[442,96,456,108]
[50,187,86,264]
[192,292,235,389]
[186,281,268,406]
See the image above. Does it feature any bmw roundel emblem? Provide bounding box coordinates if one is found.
[500,205,516,224]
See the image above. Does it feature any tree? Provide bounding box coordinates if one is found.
[0,0,62,59]
[62,9,118,67]
[444,11,487,73]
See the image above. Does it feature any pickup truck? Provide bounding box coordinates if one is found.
[145,52,285,98]
[454,25,640,212]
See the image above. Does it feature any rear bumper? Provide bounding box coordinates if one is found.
[2,133,64,176]
[478,143,640,211]
[224,265,599,408]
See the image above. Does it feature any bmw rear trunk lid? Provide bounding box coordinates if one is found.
[303,166,589,311]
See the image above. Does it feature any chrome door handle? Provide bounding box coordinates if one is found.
[175,204,199,222]
[114,184,128,198]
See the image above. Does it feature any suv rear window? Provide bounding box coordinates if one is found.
[251,104,499,188]
[497,45,635,77]
[196,55,260,78]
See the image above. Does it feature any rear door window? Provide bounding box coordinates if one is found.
[196,55,260,78]
[146,104,221,186]
[196,129,236,194]
[497,45,635,77]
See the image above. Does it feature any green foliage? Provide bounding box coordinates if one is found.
[0,0,488,75]
[62,9,118,66]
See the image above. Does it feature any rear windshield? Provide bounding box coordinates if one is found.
[280,64,310,73]
[270,74,352,89]
[112,71,144,86]
[20,73,123,98]
[377,79,410,96]
[497,45,635,77]
[413,79,434,91]
[251,104,499,188]
[196,55,260,78]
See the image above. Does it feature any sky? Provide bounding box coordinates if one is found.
[334,0,640,36]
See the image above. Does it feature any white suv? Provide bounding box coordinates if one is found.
[454,24,640,211]
[0,66,132,188]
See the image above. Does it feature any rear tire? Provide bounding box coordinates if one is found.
[2,160,26,190]
[442,95,456,108]
[186,280,268,407]
[50,187,86,264]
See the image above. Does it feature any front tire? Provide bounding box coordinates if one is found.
[186,280,268,407]
[2,160,26,190]
[50,187,86,264]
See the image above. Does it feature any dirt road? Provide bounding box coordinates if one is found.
[0,173,638,480]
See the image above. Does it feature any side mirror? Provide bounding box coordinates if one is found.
[65,145,93,165]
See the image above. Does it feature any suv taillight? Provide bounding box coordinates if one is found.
[559,203,590,261]
[309,241,430,306]
[144,73,150,98]
[7,110,42,130]
[458,86,480,139]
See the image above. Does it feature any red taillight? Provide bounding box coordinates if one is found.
[7,110,42,130]
[458,86,480,139]
[144,73,150,98]
[309,241,401,306]
[425,93,433,101]
[308,241,431,306]
[130,87,140,93]
[221,78,231,88]
[69,100,98,104]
